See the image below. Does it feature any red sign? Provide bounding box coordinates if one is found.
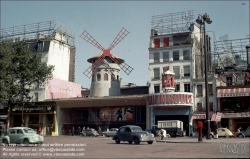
[100,107,133,122]
[148,93,193,105]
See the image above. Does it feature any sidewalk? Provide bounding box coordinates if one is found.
[156,136,250,143]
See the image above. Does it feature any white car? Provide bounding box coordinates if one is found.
[102,128,118,137]
[2,127,44,146]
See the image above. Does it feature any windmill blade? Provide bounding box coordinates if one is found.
[108,54,134,75]
[108,28,130,50]
[83,54,105,78]
[80,30,105,51]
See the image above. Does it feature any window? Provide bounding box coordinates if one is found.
[10,130,16,134]
[183,50,190,60]
[34,93,38,101]
[154,85,160,93]
[209,102,213,111]
[111,74,115,81]
[226,77,232,86]
[173,51,179,61]
[37,42,44,51]
[183,66,190,77]
[97,73,101,81]
[208,84,213,95]
[154,53,159,63]
[184,84,190,92]
[197,85,203,96]
[104,73,108,81]
[163,52,169,62]
[17,129,23,134]
[154,38,160,48]
[173,66,180,78]
[163,38,169,47]
[153,68,160,79]
[197,103,203,111]
[175,84,180,92]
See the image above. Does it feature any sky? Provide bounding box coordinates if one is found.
[1,1,249,88]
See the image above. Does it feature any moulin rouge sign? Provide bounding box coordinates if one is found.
[147,93,193,106]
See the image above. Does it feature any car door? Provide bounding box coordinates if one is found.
[117,127,126,140]
[9,129,17,143]
[16,129,24,143]
[123,127,132,141]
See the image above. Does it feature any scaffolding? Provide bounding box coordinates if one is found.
[151,10,194,35]
[212,36,250,71]
[0,20,75,46]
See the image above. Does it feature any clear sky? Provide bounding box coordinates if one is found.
[1,1,249,88]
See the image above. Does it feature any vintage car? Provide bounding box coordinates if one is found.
[2,127,44,146]
[102,128,118,137]
[112,125,155,145]
[80,128,99,137]
[211,128,233,138]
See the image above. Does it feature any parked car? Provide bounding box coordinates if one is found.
[102,128,118,137]
[211,128,233,138]
[2,127,44,146]
[237,126,250,137]
[80,128,99,137]
[112,125,155,145]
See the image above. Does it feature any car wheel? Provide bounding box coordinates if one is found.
[103,134,107,137]
[210,134,213,139]
[238,134,244,138]
[3,139,9,146]
[115,138,120,144]
[23,139,29,146]
[133,137,140,145]
[128,141,132,144]
[147,141,153,144]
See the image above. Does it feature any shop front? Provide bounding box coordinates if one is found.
[147,92,193,136]
[217,86,250,132]
[9,101,57,136]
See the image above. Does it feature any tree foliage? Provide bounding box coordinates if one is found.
[0,40,54,106]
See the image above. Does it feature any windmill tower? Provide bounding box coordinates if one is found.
[80,28,134,97]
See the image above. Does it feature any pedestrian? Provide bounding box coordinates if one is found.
[78,127,81,136]
[98,126,102,136]
[72,126,75,136]
[82,127,85,132]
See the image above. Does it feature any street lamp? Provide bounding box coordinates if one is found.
[196,13,212,140]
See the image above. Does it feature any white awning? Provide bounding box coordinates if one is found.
[217,87,250,98]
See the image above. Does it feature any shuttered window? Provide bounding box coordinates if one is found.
[153,68,160,79]
[154,38,160,48]
[183,66,190,76]
[163,38,169,47]
[163,52,169,62]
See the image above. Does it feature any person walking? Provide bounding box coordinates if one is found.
[78,127,81,136]
[72,126,75,136]
[98,126,102,136]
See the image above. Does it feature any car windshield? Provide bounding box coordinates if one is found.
[131,127,142,132]
[23,128,36,134]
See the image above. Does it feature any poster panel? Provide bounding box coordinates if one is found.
[100,107,133,122]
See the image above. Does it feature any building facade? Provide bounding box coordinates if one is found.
[1,21,82,134]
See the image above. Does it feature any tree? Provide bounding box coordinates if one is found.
[0,40,54,107]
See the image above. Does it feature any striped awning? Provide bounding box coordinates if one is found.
[217,87,250,98]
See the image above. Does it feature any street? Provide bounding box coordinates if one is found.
[0,136,249,158]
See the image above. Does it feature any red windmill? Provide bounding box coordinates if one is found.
[80,28,134,79]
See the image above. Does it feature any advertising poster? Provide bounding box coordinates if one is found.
[100,107,133,122]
